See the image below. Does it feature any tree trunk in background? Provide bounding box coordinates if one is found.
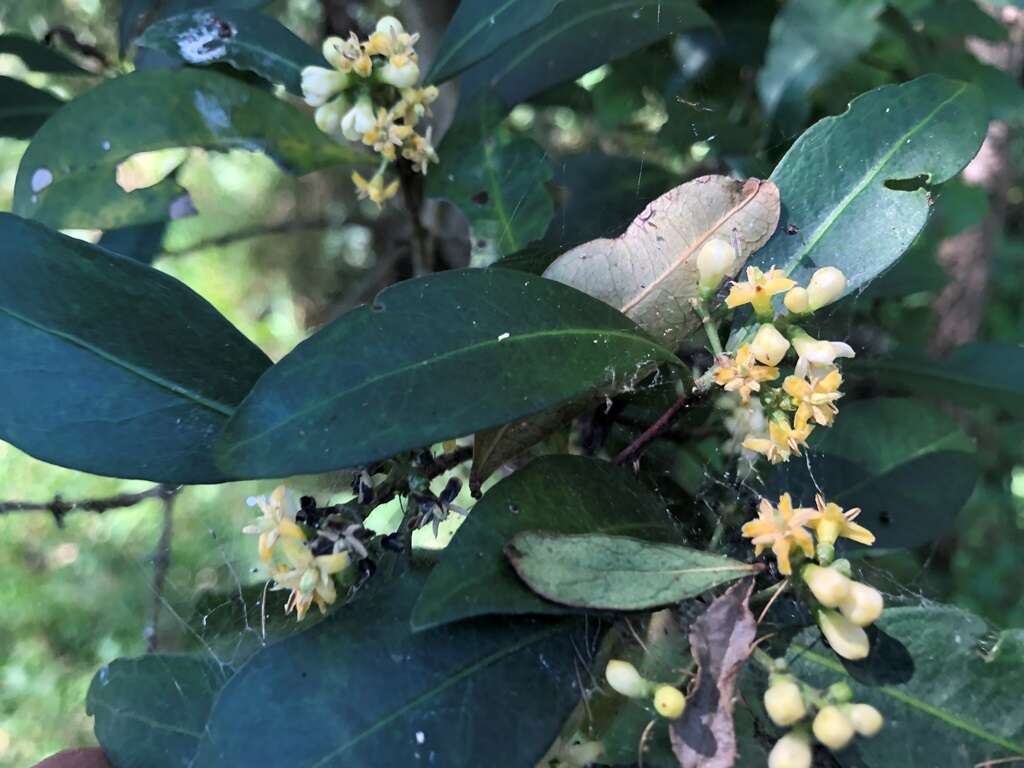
[930,7,1024,356]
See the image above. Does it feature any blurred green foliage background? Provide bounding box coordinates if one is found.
[2,0,1024,765]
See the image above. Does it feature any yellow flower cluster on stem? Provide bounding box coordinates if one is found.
[241,485,353,621]
[300,16,440,208]
[710,266,854,465]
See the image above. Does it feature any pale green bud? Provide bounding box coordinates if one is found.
[818,609,870,660]
[381,60,420,88]
[807,266,847,311]
[845,703,884,736]
[653,685,686,719]
[839,582,884,627]
[802,564,852,609]
[768,732,812,768]
[605,660,650,699]
[750,323,791,366]
[697,238,737,293]
[813,705,855,750]
[784,286,809,314]
[764,679,806,726]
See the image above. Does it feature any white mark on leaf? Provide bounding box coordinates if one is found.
[31,168,53,193]
[176,12,234,63]
[193,90,231,133]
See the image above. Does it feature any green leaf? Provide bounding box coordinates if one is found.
[13,69,367,229]
[735,74,988,343]
[427,0,563,84]
[413,455,679,630]
[506,533,755,610]
[192,573,585,767]
[0,33,90,74]
[427,95,553,259]
[0,213,272,483]
[459,0,714,108]
[890,0,1009,42]
[97,221,168,264]
[766,398,977,548]
[784,605,1024,766]
[217,269,678,479]
[138,9,325,95]
[118,0,271,54]
[757,0,884,135]
[849,343,1024,413]
[88,655,232,768]
[0,76,62,139]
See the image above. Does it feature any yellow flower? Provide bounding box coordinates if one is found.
[783,370,843,429]
[352,171,400,207]
[393,85,439,125]
[714,344,779,404]
[273,538,351,621]
[741,493,818,575]
[241,485,306,562]
[402,127,438,174]
[322,33,366,74]
[742,414,813,464]
[362,107,412,161]
[811,494,875,548]
[725,266,796,317]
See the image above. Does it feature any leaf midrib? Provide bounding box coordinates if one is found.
[0,303,235,417]
[222,327,679,455]
[306,625,566,767]
[794,643,1024,755]
[429,0,533,81]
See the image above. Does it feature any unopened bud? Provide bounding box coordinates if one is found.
[801,564,852,608]
[751,324,791,366]
[818,609,870,660]
[806,267,847,311]
[298,568,318,594]
[341,98,376,141]
[768,732,812,768]
[301,66,349,107]
[784,286,809,314]
[845,703,884,736]
[697,238,737,293]
[375,15,405,35]
[840,582,884,627]
[380,59,420,88]
[813,705,855,750]
[605,660,650,699]
[314,97,349,134]
[653,685,686,719]
[826,681,854,704]
[764,679,806,726]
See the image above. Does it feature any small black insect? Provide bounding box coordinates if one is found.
[786,223,800,235]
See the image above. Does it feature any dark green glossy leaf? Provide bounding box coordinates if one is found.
[138,9,324,95]
[757,0,884,135]
[13,69,367,229]
[413,455,678,630]
[98,221,168,264]
[0,213,272,483]
[766,398,977,549]
[87,655,232,768]
[118,0,271,54]
[735,75,987,343]
[217,269,679,478]
[192,573,584,767]
[784,606,1024,766]
[506,532,754,610]
[0,33,90,74]
[890,0,1009,41]
[459,0,714,108]
[427,0,563,84]
[428,95,553,259]
[0,76,62,139]
[926,49,1024,123]
[849,343,1024,413]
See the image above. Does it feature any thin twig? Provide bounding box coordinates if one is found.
[690,297,724,356]
[145,490,179,652]
[0,484,178,526]
[757,579,789,625]
[398,160,433,276]
[613,390,690,466]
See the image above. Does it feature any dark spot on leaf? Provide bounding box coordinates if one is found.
[370,302,385,312]
[471,190,489,205]
[475,239,488,249]
[878,510,891,526]
[786,223,800,235]
[884,174,930,192]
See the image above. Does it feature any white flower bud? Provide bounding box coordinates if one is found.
[768,732,812,768]
[380,59,420,88]
[750,324,791,366]
[764,680,806,726]
[818,609,870,660]
[341,99,376,141]
[845,703,884,737]
[605,660,650,699]
[807,266,847,311]
[314,97,349,135]
[375,15,405,35]
[839,582,884,627]
[697,238,737,292]
[801,564,852,609]
[813,705,855,750]
[301,66,349,107]
[653,685,686,719]
[784,286,809,314]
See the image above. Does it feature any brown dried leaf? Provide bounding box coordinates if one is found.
[543,176,780,348]
[670,578,757,768]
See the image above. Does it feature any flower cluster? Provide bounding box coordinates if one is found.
[762,669,883,768]
[698,242,854,465]
[300,16,439,207]
[604,659,687,720]
[241,486,352,621]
